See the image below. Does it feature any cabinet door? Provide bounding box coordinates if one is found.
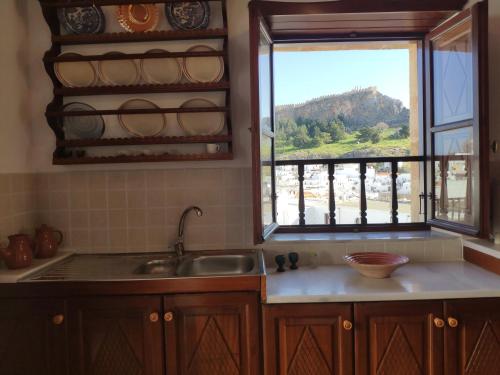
[0,298,67,375]
[68,296,164,375]
[163,292,260,375]
[262,303,353,375]
[444,299,500,375]
[355,301,444,375]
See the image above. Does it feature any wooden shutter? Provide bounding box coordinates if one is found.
[250,3,278,244]
[425,1,489,237]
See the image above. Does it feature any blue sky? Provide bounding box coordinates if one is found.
[274,47,410,108]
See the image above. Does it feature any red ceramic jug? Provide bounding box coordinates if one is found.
[35,224,63,259]
[0,234,33,269]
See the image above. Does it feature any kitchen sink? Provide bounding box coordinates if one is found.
[176,254,256,277]
[134,259,179,276]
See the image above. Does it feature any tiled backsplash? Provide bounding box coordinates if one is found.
[0,174,36,241]
[0,168,463,262]
[33,168,253,253]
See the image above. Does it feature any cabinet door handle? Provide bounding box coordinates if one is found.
[52,314,64,326]
[164,312,174,322]
[447,317,459,328]
[342,320,353,331]
[433,318,445,328]
[149,312,159,323]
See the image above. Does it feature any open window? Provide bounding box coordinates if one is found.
[426,3,489,237]
[249,0,489,244]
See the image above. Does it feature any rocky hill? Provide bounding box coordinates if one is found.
[276,87,409,131]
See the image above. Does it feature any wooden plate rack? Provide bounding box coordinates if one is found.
[38,0,232,165]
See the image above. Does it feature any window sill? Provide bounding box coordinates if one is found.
[267,230,459,244]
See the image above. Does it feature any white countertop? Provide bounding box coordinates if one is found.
[0,251,73,283]
[265,262,500,303]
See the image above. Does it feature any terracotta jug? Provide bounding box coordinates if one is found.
[0,234,33,269]
[35,225,63,259]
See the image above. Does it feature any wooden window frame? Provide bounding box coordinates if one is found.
[249,0,489,244]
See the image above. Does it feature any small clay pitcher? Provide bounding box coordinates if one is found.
[0,234,33,269]
[35,225,63,259]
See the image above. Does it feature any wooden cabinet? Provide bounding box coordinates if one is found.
[67,296,164,375]
[444,299,500,375]
[0,299,68,375]
[355,301,444,375]
[163,292,260,375]
[262,303,353,375]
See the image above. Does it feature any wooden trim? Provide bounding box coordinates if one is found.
[0,275,261,298]
[427,8,471,40]
[463,247,500,276]
[276,223,429,233]
[474,1,490,239]
[253,1,467,16]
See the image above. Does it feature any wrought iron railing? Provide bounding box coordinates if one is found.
[275,156,425,227]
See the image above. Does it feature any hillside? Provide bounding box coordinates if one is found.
[275,87,411,160]
[276,87,409,132]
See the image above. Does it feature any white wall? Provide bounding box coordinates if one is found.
[0,0,33,173]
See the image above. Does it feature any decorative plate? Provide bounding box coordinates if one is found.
[97,52,140,86]
[343,252,409,279]
[165,1,210,30]
[183,45,224,83]
[57,6,106,35]
[118,99,166,137]
[62,102,105,140]
[177,98,224,136]
[117,4,159,33]
[55,53,98,87]
[140,49,182,85]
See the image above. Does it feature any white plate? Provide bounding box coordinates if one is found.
[118,99,166,137]
[183,45,224,83]
[140,49,182,85]
[177,98,224,136]
[55,53,98,87]
[98,52,140,86]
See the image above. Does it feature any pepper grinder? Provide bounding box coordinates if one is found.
[275,255,286,272]
[288,252,299,270]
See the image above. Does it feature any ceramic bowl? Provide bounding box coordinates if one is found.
[343,252,409,279]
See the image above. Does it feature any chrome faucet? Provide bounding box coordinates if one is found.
[174,206,203,257]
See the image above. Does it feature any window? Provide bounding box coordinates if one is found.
[273,41,424,227]
[249,0,489,244]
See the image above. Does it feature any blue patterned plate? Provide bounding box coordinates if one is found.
[62,102,105,140]
[58,6,106,35]
[165,2,210,31]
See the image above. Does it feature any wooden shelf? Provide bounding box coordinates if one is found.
[52,28,227,46]
[53,152,233,165]
[54,81,230,96]
[46,49,226,62]
[39,0,232,165]
[42,0,222,7]
[47,106,229,117]
[57,134,232,148]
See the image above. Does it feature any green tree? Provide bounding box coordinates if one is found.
[356,127,373,143]
[293,126,312,148]
[370,129,382,144]
[399,125,410,138]
[328,121,347,142]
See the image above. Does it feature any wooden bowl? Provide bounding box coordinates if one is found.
[343,252,409,279]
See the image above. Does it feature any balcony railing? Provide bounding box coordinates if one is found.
[275,156,425,229]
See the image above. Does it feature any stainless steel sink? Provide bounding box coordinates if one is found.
[134,259,178,276]
[176,254,256,277]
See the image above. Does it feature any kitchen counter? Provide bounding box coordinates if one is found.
[0,250,264,298]
[0,251,73,283]
[265,261,500,303]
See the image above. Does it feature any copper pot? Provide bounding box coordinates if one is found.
[0,234,33,269]
[35,225,63,259]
